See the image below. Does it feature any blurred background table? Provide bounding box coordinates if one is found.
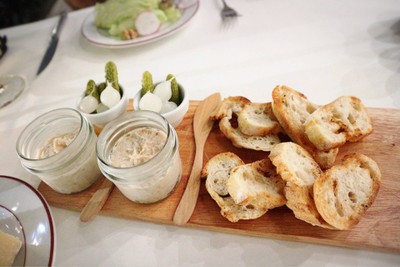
[0,0,399,265]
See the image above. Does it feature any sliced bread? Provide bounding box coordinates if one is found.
[214,96,281,151]
[271,85,338,169]
[269,142,335,229]
[304,96,373,151]
[201,152,244,196]
[313,153,381,230]
[212,96,251,120]
[202,152,268,222]
[219,117,281,151]
[237,102,282,136]
[227,158,286,210]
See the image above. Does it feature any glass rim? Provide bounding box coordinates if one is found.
[96,110,177,175]
[16,108,86,162]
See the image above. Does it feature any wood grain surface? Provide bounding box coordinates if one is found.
[38,100,400,253]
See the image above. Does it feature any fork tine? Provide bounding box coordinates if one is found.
[221,15,238,30]
[220,0,240,20]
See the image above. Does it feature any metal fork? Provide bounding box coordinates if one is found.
[220,0,239,20]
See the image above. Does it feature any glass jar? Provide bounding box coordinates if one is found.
[97,110,182,204]
[16,108,101,194]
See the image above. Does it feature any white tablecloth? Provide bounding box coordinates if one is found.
[1,0,399,265]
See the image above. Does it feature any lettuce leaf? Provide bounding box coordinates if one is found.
[95,0,160,28]
[94,0,180,39]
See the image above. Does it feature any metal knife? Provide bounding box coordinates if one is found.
[37,11,68,75]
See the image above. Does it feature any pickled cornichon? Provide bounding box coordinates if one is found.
[85,79,100,101]
[105,61,120,92]
[141,71,154,96]
[166,74,180,105]
[80,61,122,115]
[97,82,107,93]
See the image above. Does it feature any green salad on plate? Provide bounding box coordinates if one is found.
[95,0,181,40]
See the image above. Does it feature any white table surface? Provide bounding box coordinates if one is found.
[1,0,400,265]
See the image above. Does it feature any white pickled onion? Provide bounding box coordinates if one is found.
[100,83,121,108]
[160,101,178,114]
[79,95,99,114]
[139,92,162,113]
[154,81,172,102]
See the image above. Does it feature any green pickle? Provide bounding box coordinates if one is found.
[105,61,120,92]
[141,71,154,96]
[97,82,107,93]
[167,74,180,105]
[85,79,100,101]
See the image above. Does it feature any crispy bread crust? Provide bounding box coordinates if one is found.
[313,153,381,230]
[212,96,251,120]
[201,152,244,196]
[269,142,335,229]
[202,89,379,229]
[215,97,281,151]
[271,85,338,169]
[304,96,373,151]
[237,102,282,136]
[227,158,286,210]
[202,152,268,222]
[219,118,280,151]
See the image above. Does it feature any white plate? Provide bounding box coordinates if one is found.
[0,176,55,266]
[81,0,199,48]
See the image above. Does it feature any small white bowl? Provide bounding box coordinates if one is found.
[77,86,129,127]
[133,83,189,128]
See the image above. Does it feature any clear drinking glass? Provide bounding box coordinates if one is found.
[0,74,25,108]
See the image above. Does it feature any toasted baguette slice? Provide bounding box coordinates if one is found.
[201,152,244,196]
[202,152,268,222]
[269,142,322,187]
[313,149,339,171]
[219,117,280,151]
[304,96,373,151]
[237,102,282,136]
[212,96,251,120]
[227,158,286,210]
[271,85,318,146]
[214,96,281,151]
[269,142,335,229]
[212,196,269,223]
[314,153,381,230]
[271,85,338,169]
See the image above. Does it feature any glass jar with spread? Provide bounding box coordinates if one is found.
[16,108,101,194]
[96,110,182,204]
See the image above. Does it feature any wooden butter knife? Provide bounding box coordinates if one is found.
[80,178,114,222]
[173,93,221,225]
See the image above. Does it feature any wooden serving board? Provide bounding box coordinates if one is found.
[38,100,400,253]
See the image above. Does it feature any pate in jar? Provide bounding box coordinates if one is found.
[16,108,101,194]
[96,110,182,204]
